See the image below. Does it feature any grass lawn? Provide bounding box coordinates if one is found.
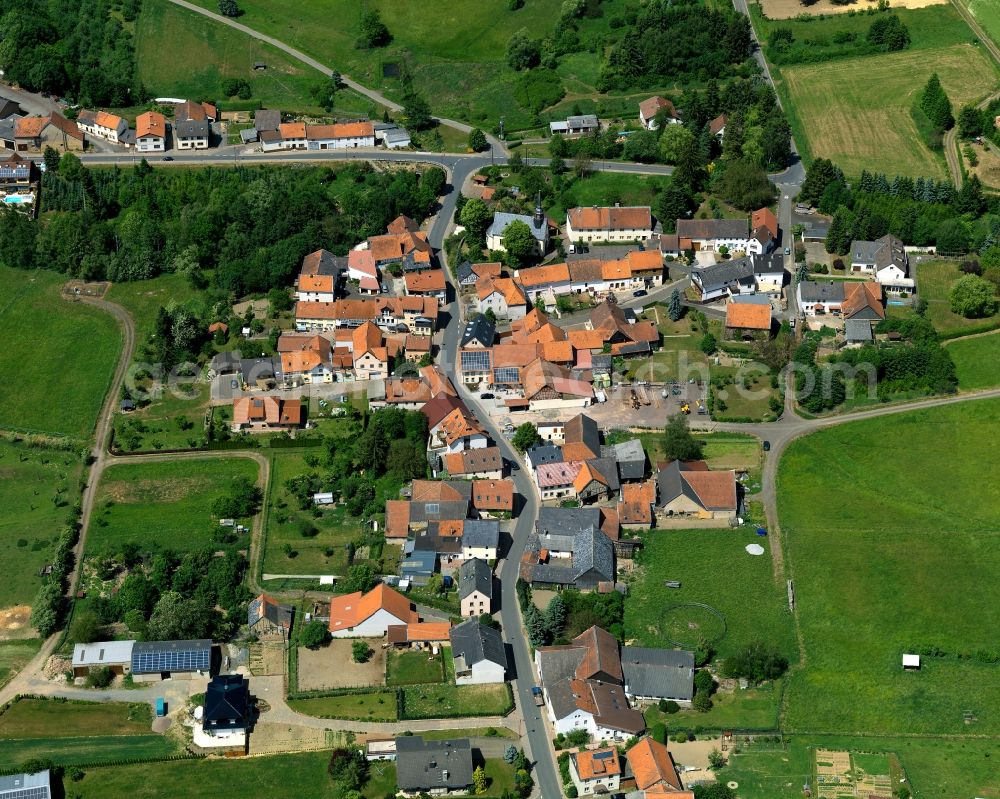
[916,260,1000,336]
[0,267,121,438]
[721,733,1000,799]
[625,307,714,384]
[106,273,203,346]
[0,442,85,608]
[286,691,398,721]
[625,528,796,659]
[639,431,763,481]
[401,683,513,719]
[179,0,635,131]
[958,0,1000,51]
[778,399,1000,735]
[945,331,1000,390]
[89,456,261,556]
[644,681,781,731]
[0,639,41,689]
[136,0,379,116]
[710,364,779,422]
[385,648,447,686]
[547,172,662,221]
[0,735,180,771]
[0,698,153,738]
[112,382,212,453]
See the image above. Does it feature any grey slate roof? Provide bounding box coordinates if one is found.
[587,456,621,492]
[621,646,694,701]
[524,525,614,587]
[731,293,772,305]
[384,127,411,145]
[0,97,22,119]
[753,250,786,275]
[527,443,563,469]
[568,114,599,128]
[400,548,437,580]
[395,736,473,793]
[487,211,547,243]
[456,260,477,285]
[462,519,500,550]
[461,314,496,348]
[450,617,506,669]
[601,439,647,481]
[798,280,846,303]
[203,674,250,730]
[254,109,281,132]
[175,118,210,138]
[676,217,749,241]
[845,318,873,342]
[210,351,242,374]
[535,506,602,544]
[851,234,906,274]
[693,256,755,293]
[459,558,493,601]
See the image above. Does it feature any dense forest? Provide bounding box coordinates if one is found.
[0,158,444,295]
[0,0,143,106]
[599,1,754,90]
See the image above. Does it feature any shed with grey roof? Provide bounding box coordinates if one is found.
[844,318,873,343]
[254,109,281,132]
[72,640,135,677]
[602,438,648,481]
[622,646,694,703]
[395,736,473,794]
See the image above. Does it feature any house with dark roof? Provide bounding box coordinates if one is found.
[550,114,600,136]
[520,522,615,590]
[656,460,739,521]
[174,117,210,150]
[248,593,294,640]
[486,203,549,255]
[395,736,473,796]
[200,674,252,746]
[849,233,913,294]
[461,519,500,560]
[441,446,503,480]
[535,626,645,740]
[562,413,601,462]
[622,647,694,703]
[0,96,22,120]
[460,314,496,349]
[459,557,494,617]
[451,618,507,684]
[601,438,648,481]
[525,443,564,476]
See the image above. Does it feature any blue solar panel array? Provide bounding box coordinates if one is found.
[493,366,520,384]
[0,788,49,799]
[461,350,491,373]
[131,640,211,674]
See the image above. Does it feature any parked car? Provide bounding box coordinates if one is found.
[783,246,791,255]
[480,392,494,400]
[632,289,648,298]
[763,440,771,452]
[162,156,174,161]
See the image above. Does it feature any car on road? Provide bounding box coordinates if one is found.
[532,686,544,706]
[763,440,771,452]
[480,392,494,400]
[230,379,238,389]
[783,246,791,255]
[162,156,174,161]
[632,289,648,298]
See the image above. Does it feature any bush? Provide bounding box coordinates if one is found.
[352,641,372,663]
[722,640,789,684]
[673,731,688,744]
[693,692,713,712]
[658,698,680,714]
[949,273,997,318]
[651,722,667,743]
[566,787,578,798]
[299,620,328,650]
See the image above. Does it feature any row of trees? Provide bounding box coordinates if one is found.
[797,158,994,257]
[766,13,910,65]
[518,583,626,646]
[0,157,443,296]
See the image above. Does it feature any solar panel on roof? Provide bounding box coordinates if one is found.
[461,350,490,372]
[131,642,211,674]
[0,788,50,799]
[493,367,520,383]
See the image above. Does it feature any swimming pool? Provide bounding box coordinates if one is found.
[2,194,34,205]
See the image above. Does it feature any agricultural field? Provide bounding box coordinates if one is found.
[0,639,41,689]
[957,0,1000,51]
[0,698,178,771]
[0,441,85,609]
[761,4,1000,178]
[778,399,1000,735]
[69,750,394,799]
[945,331,1000,390]
[0,267,121,438]
[135,0,380,116]
[917,260,1000,336]
[89,456,261,556]
[721,733,1000,799]
[759,0,947,20]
